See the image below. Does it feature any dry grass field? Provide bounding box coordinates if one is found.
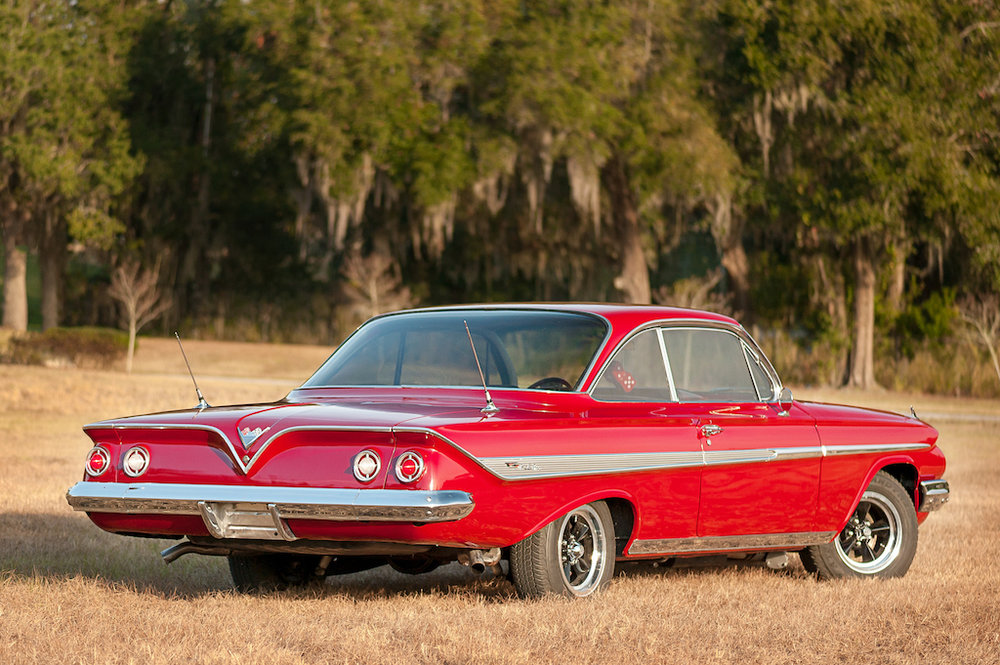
[1,337,998,664]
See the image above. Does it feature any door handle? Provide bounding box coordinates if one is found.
[701,424,723,438]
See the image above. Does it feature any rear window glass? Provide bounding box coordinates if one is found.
[303,310,607,390]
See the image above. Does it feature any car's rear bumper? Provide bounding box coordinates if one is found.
[918,479,950,512]
[67,481,475,540]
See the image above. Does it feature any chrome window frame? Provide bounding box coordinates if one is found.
[587,320,782,405]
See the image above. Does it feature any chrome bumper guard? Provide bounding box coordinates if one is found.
[918,479,950,512]
[67,482,475,541]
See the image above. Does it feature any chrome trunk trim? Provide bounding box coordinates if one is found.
[627,531,837,556]
[918,479,950,512]
[67,482,475,525]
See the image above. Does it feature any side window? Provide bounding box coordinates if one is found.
[593,329,673,402]
[661,328,760,403]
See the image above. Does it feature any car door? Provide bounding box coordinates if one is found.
[659,326,822,539]
[589,328,702,541]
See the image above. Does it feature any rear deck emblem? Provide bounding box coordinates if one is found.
[238,426,270,448]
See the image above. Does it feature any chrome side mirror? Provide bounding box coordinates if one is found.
[775,386,793,417]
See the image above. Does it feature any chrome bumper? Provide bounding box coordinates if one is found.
[918,479,950,512]
[67,482,474,540]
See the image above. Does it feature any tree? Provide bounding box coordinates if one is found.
[108,260,171,373]
[478,0,736,304]
[699,0,1000,388]
[959,294,1000,387]
[0,0,139,330]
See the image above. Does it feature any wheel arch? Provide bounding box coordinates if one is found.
[516,489,639,550]
[834,457,920,532]
[603,497,636,557]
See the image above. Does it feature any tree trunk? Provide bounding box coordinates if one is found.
[848,240,879,389]
[707,193,751,318]
[2,223,28,331]
[810,253,849,385]
[602,154,650,304]
[126,317,137,374]
[886,237,908,313]
[720,244,751,317]
[182,55,216,312]
[40,215,65,330]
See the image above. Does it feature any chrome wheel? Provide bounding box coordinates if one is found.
[556,504,606,596]
[834,489,903,574]
[510,500,616,598]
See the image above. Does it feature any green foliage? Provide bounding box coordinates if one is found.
[2,0,998,395]
[890,288,958,359]
[0,0,140,243]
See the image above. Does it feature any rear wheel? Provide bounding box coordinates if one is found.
[800,472,918,579]
[510,501,615,598]
[228,554,322,593]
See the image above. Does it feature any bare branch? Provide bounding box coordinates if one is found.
[958,294,1000,386]
[108,259,172,373]
[341,247,413,322]
[960,21,1000,40]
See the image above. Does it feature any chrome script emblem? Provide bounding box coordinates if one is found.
[505,461,540,471]
[238,426,270,448]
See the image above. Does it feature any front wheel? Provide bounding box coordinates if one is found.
[510,501,615,598]
[800,472,918,579]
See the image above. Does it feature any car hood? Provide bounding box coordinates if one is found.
[798,401,939,447]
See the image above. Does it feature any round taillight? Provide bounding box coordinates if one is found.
[353,449,381,483]
[122,446,150,477]
[394,451,425,483]
[85,446,110,477]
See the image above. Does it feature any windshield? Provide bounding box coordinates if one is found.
[302,310,608,390]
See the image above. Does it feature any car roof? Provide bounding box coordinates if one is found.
[394,302,740,329]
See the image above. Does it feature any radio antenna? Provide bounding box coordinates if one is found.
[464,320,499,416]
[175,332,209,410]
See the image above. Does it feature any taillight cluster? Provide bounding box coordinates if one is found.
[122,446,150,477]
[84,446,110,477]
[83,445,150,478]
[352,449,425,484]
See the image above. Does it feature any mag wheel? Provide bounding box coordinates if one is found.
[800,472,918,579]
[228,554,322,593]
[510,501,615,598]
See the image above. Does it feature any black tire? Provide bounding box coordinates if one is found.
[800,472,918,579]
[227,554,322,593]
[510,501,616,598]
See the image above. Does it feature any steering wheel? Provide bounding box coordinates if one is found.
[528,377,573,391]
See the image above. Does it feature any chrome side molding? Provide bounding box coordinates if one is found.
[628,531,836,556]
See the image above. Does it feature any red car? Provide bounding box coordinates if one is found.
[67,304,949,597]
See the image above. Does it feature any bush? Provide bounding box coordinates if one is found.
[2,327,129,369]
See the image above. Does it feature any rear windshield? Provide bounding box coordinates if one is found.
[302,310,608,390]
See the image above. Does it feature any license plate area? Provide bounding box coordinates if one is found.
[198,501,297,541]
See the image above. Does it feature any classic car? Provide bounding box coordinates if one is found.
[67,304,950,597]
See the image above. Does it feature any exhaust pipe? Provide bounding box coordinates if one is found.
[160,540,232,564]
[458,547,502,575]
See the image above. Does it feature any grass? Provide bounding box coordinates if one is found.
[0,337,998,664]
